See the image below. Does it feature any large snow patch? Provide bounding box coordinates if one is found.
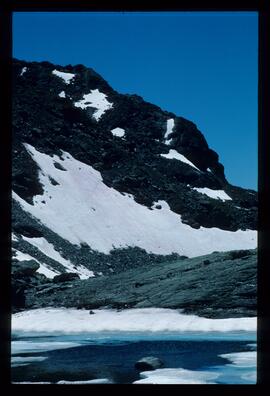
[74,89,113,120]
[12,144,256,257]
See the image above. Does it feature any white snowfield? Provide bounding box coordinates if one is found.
[12,143,257,257]
[52,69,75,84]
[193,187,232,201]
[111,127,125,138]
[12,248,60,279]
[164,118,174,145]
[133,368,219,384]
[160,149,200,171]
[21,236,94,280]
[12,308,256,335]
[74,89,113,121]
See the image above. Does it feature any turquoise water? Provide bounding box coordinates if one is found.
[11,332,256,384]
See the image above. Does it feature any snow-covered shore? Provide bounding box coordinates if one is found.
[12,307,256,336]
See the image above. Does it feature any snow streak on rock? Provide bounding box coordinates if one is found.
[160,149,200,170]
[52,69,75,84]
[193,187,232,201]
[12,248,59,279]
[164,118,174,145]
[111,127,125,137]
[74,89,113,120]
[22,236,94,279]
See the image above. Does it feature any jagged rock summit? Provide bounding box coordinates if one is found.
[12,59,257,284]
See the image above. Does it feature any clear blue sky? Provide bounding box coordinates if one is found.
[13,12,258,190]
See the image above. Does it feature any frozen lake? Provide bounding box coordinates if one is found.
[12,308,256,384]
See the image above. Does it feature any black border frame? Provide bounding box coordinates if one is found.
[0,0,269,393]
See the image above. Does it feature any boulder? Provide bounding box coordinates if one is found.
[12,260,40,277]
[53,272,80,283]
[135,356,164,371]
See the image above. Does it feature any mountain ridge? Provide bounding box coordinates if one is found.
[12,59,257,313]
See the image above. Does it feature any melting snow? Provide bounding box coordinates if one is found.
[74,89,113,121]
[164,118,174,145]
[219,350,257,383]
[58,91,66,98]
[12,356,47,368]
[57,379,112,384]
[37,264,60,279]
[13,379,111,385]
[220,351,257,368]
[193,187,232,201]
[12,340,81,354]
[12,308,256,335]
[52,69,75,84]
[12,382,51,384]
[12,233,19,242]
[12,248,60,279]
[12,143,257,257]
[20,67,27,76]
[133,368,219,384]
[22,236,94,280]
[160,149,200,170]
[111,127,125,138]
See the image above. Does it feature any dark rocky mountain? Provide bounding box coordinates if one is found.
[12,59,257,316]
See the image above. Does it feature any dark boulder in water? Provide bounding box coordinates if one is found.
[135,356,164,371]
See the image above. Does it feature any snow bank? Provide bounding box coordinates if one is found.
[12,382,51,384]
[12,144,257,257]
[52,70,75,84]
[12,248,59,279]
[220,351,257,368]
[133,368,219,384]
[219,350,257,383]
[160,149,200,170]
[193,187,232,201]
[12,340,81,354]
[36,264,60,279]
[74,89,113,120]
[12,356,47,367]
[12,308,257,335]
[22,236,94,279]
[111,127,125,137]
[13,379,112,385]
[57,379,111,384]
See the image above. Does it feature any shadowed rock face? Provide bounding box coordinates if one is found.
[24,249,257,318]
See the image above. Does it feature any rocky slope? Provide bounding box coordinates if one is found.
[22,249,256,318]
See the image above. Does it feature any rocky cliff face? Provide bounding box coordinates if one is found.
[12,59,257,313]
